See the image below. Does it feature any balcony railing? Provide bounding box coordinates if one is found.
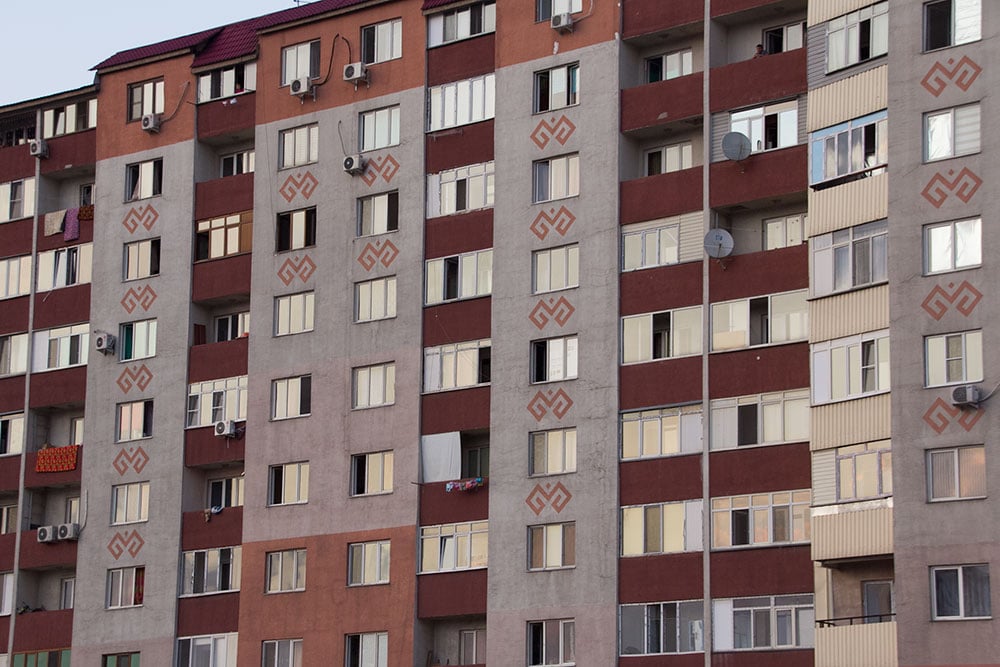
[817,613,895,627]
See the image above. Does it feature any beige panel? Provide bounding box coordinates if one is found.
[678,211,705,264]
[809,0,882,28]
[812,394,891,452]
[808,66,888,131]
[815,621,898,667]
[812,505,893,561]
[807,172,888,237]
[811,285,889,342]
[812,449,837,506]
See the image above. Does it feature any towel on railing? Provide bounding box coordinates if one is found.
[63,207,80,241]
[43,210,66,236]
[35,445,80,472]
[77,204,94,221]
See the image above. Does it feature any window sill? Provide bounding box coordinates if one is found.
[355,229,399,240]
[710,337,809,354]
[528,566,576,573]
[924,265,981,278]
[352,402,395,411]
[924,149,982,165]
[347,580,390,588]
[925,380,984,390]
[194,251,252,264]
[530,377,579,386]
[418,566,488,576]
[532,194,580,206]
[31,363,88,375]
[185,419,247,431]
[810,280,889,301]
[620,451,701,463]
[711,541,810,552]
[922,39,982,55]
[354,316,397,325]
[275,247,317,255]
[426,120,493,136]
[122,274,160,283]
[533,102,580,117]
[277,162,319,173]
[350,490,393,499]
[266,501,308,508]
[621,352,701,366]
[115,436,153,444]
[106,605,143,611]
[528,470,577,479]
[110,521,149,528]
[273,330,314,338]
[196,90,255,105]
[119,355,156,364]
[360,142,401,154]
[814,390,890,406]
[123,194,162,205]
[824,53,887,77]
[422,383,490,396]
[178,589,240,599]
[271,413,311,422]
[428,31,497,50]
[929,495,987,503]
[265,589,305,595]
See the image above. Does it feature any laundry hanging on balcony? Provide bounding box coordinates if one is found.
[445,477,484,493]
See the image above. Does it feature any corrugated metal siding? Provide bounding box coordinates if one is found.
[811,394,891,452]
[811,285,889,342]
[809,0,878,26]
[678,211,705,263]
[815,621,898,667]
[812,506,894,561]
[812,449,837,506]
[710,96,807,163]
[807,172,888,237]
[808,66,888,131]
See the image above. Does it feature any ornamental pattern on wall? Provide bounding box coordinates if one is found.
[531,115,576,150]
[923,397,984,434]
[527,388,574,421]
[278,171,319,202]
[530,206,576,240]
[526,481,573,515]
[529,296,576,330]
[112,446,149,476]
[121,205,158,233]
[921,167,982,208]
[117,364,154,393]
[921,55,982,97]
[107,530,145,559]
[120,285,157,314]
[921,280,982,320]
[357,239,400,271]
[277,255,316,285]
[362,154,401,187]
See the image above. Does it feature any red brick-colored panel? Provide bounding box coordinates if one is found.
[427,34,495,87]
[426,120,494,174]
[620,552,703,603]
[195,173,254,221]
[185,426,245,468]
[622,0,702,38]
[36,218,94,252]
[418,569,487,618]
[40,130,96,176]
[0,376,24,413]
[621,73,703,134]
[33,284,90,330]
[620,357,702,411]
[710,145,807,209]
[0,533,13,571]
[711,0,794,19]
[188,337,249,384]
[709,443,810,497]
[708,343,809,398]
[620,455,702,506]
[708,245,808,302]
[710,49,806,113]
[0,297,29,336]
[24,449,83,489]
[28,366,86,409]
[423,299,491,348]
[710,545,812,597]
[0,460,18,495]
[192,254,252,304]
[198,92,256,141]
[421,386,490,435]
[425,209,493,259]
[420,481,489,525]
[621,262,702,316]
[624,654,706,667]
[712,649,813,667]
[11,608,72,652]
[621,167,702,225]
[0,144,34,183]
[182,506,243,551]
[0,219,32,260]
[177,592,240,637]
[496,1,617,67]
[19,530,77,570]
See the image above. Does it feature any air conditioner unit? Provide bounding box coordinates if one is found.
[343,62,369,84]
[343,154,366,175]
[290,77,313,97]
[57,523,80,541]
[214,420,237,438]
[141,113,161,132]
[28,139,49,158]
[94,332,116,355]
[37,525,57,543]
[951,384,980,407]
[551,13,574,32]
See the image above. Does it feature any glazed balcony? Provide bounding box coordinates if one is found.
[420,480,489,526]
[29,366,86,409]
[426,119,494,174]
[39,129,96,176]
[0,375,24,413]
[620,356,702,411]
[815,619,897,667]
[709,342,810,398]
[197,92,255,143]
[11,608,73,653]
[20,529,77,569]
[0,458,18,494]
[621,166,702,224]
[812,502,893,563]
[709,144,807,209]
[185,426,245,468]
[188,337,248,384]
[424,208,493,259]
[621,73,703,136]
[622,0,702,39]
[192,255,252,305]
[423,298,491,348]
[182,506,243,551]
[418,569,487,619]
[194,172,253,220]
[427,33,495,87]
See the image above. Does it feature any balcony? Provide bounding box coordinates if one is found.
[422,386,490,436]
[188,337,248,384]
[709,144,807,209]
[39,130,96,177]
[425,208,493,259]
[710,49,806,113]
[182,506,243,551]
[815,619,897,667]
[622,0,702,39]
[24,446,82,488]
[177,592,240,637]
[197,92,255,143]
[0,533,14,570]
[621,166,702,224]
[0,458,18,494]
[36,214,94,253]
[708,342,810,398]
[426,119,494,174]
[423,298,491,348]
[0,218,32,259]
[712,0,804,20]
[194,173,253,220]
[621,73,703,135]
[709,442,809,497]
[0,375,25,413]
[621,552,702,603]
[428,33,495,87]
[19,530,77,569]
[33,284,90,330]
[708,244,808,301]
[0,143,33,183]
[620,456,701,507]
[812,502,893,562]
[420,480,489,526]
[711,545,812,597]
[28,367,86,409]
[418,569,487,619]
[0,296,29,337]
[620,355,702,411]
[192,254,252,305]
[11,608,72,653]
[185,426,245,468]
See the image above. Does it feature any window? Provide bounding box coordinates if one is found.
[111,481,150,525]
[80,183,94,206]
[528,522,575,570]
[268,462,309,505]
[221,149,255,177]
[177,634,238,667]
[710,390,810,449]
[621,215,696,271]
[182,547,241,595]
[527,619,575,666]
[809,111,887,186]
[128,79,164,121]
[0,334,28,377]
[535,63,579,113]
[215,312,249,343]
[41,99,97,138]
[427,162,495,218]
[346,633,387,667]
[537,0,582,21]
[362,19,402,64]
[69,418,84,446]
[60,577,75,610]
[924,0,981,51]
[621,406,702,460]
[0,415,23,456]
[622,307,702,363]
[266,549,306,593]
[530,428,577,476]
[0,256,31,299]
[356,277,397,322]
[351,451,394,496]
[208,476,244,509]
[711,291,808,351]
[358,191,399,236]
[360,106,401,151]
[827,2,888,72]
[924,217,980,274]
[187,376,248,427]
[646,49,693,83]
[763,21,805,54]
[622,501,702,556]
[533,154,579,203]
[0,572,11,615]
[812,220,887,295]
[462,436,489,478]
[619,601,704,655]
[837,440,893,501]
[119,319,157,362]
[532,336,578,383]
[276,208,316,252]
[428,1,496,47]
[812,331,890,403]
[272,376,311,420]
[262,639,303,667]
[31,324,89,372]
[281,40,320,86]
[459,629,487,665]
[198,62,257,101]
[103,654,137,667]
[532,245,578,294]
[65,495,81,523]
[106,566,145,608]
[125,159,162,202]
[123,239,160,281]
[275,292,315,336]
[36,244,93,291]
[279,125,318,169]
[428,75,495,132]
[925,331,982,387]
[932,565,991,619]
[424,340,491,392]
[645,142,692,176]
[420,521,488,573]
[196,212,253,260]
[925,104,980,161]
[0,506,16,534]
[764,214,805,251]
[348,540,390,585]
[714,595,814,650]
[731,101,797,153]
[353,363,395,409]
[0,178,35,223]
[928,445,986,501]
[116,400,153,442]
[425,249,493,304]
[711,490,811,548]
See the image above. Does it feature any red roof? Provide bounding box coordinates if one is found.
[92,28,222,71]
[422,0,465,9]
[191,20,262,68]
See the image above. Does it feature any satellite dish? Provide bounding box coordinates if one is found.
[721,132,752,161]
[704,228,735,258]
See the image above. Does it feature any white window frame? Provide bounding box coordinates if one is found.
[812,330,891,404]
[762,21,805,54]
[927,445,986,501]
[268,462,309,506]
[106,566,144,609]
[534,63,579,113]
[197,62,257,102]
[361,19,402,65]
[0,572,11,616]
[621,406,702,460]
[528,522,575,570]
[537,0,582,20]
[208,476,244,509]
[714,595,815,650]
[181,546,242,596]
[836,440,893,502]
[124,158,162,202]
[710,390,811,450]
[196,212,252,261]
[111,481,150,525]
[351,451,394,496]
[60,576,75,610]
[427,162,495,218]
[530,428,577,476]
[118,319,157,362]
[116,400,153,442]
[809,111,887,186]
[423,339,491,392]
[263,638,303,667]
[31,324,89,372]
[0,505,16,535]
[531,335,578,383]
[711,290,809,351]
[355,277,397,323]
[278,124,318,169]
[924,103,980,162]
[645,142,692,176]
[826,2,888,72]
[348,540,391,586]
[533,153,580,203]
[358,191,399,236]
[0,256,31,299]
[764,214,805,251]
[527,619,575,667]
[420,521,488,573]
[360,106,401,152]
[345,632,388,667]
[274,292,315,336]
[177,633,239,667]
[622,306,703,363]
[0,178,35,223]
[459,628,487,665]
[622,220,680,271]
[41,98,98,138]
[281,40,320,86]
[924,217,981,274]
[272,375,311,420]
[353,363,396,409]
[425,250,493,305]
[923,0,981,52]
[214,312,249,343]
[36,244,93,292]
[931,564,991,619]
[925,330,983,387]
[428,74,496,132]
[122,238,160,281]
[812,220,887,296]
[128,79,164,121]
[711,490,811,548]
[532,244,579,294]
[619,600,705,655]
[266,548,306,593]
[731,101,798,153]
[0,414,24,456]
[645,48,693,83]
[0,334,28,377]
[186,376,248,427]
[221,149,255,178]
[427,1,496,47]
[622,500,702,556]
[276,207,316,252]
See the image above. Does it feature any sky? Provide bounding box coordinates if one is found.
[1,1,306,106]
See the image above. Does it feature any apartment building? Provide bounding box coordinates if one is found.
[0,0,993,666]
